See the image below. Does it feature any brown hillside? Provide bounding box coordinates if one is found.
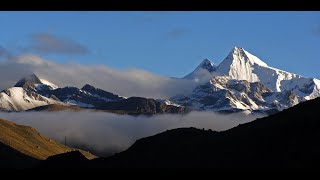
[0,118,96,160]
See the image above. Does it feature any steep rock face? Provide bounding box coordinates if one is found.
[171,76,272,111]
[81,84,124,102]
[39,84,126,108]
[217,47,263,83]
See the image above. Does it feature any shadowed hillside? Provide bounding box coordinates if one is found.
[0,142,38,168]
[88,97,320,168]
[38,151,90,168]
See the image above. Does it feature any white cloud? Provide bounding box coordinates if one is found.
[0,111,262,156]
[14,54,49,65]
[0,54,199,99]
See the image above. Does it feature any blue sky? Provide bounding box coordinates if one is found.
[0,11,319,78]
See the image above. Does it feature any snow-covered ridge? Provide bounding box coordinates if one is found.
[189,46,320,93]
[40,78,58,90]
[0,74,62,111]
[242,48,268,67]
[1,73,183,112]
[0,87,60,111]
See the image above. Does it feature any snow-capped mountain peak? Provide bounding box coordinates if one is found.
[183,58,217,81]
[229,47,268,67]
[14,73,58,90]
[174,46,320,113]
[0,73,61,111]
[0,87,61,111]
[184,47,271,83]
[216,47,269,83]
[14,73,42,87]
[218,46,269,69]
[198,58,216,72]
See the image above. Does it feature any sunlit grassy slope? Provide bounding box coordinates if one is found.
[0,118,96,160]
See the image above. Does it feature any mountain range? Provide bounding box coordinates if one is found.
[0,46,319,114]
[0,74,185,114]
[173,47,320,113]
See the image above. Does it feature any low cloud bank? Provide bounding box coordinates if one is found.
[0,111,263,156]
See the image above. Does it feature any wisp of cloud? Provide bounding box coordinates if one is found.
[28,33,89,55]
[0,111,263,156]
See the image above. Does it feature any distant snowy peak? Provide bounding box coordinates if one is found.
[14,73,58,90]
[14,73,42,87]
[198,59,217,72]
[184,59,217,81]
